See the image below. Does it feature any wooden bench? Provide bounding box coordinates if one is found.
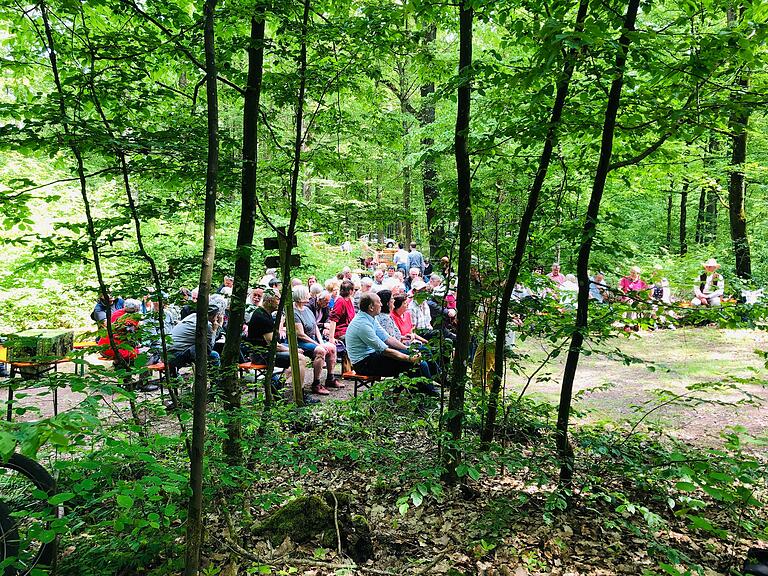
[238,362,267,379]
[5,358,71,421]
[342,371,381,397]
[238,362,269,400]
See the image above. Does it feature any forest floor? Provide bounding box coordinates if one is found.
[505,326,768,450]
[9,327,768,575]
[216,327,768,576]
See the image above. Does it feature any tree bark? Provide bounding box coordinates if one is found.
[442,0,472,485]
[220,10,266,463]
[556,0,640,486]
[666,186,673,251]
[705,183,718,243]
[420,24,439,257]
[679,179,689,255]
[727,6,752,280]
[695,184,706,244]
[185,0,219,571]
[263,0,311,409]
[480,0,588,448]
[400,62,413,246]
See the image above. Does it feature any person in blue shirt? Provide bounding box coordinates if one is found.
[345,292,437,396]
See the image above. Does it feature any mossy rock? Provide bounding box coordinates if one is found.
[252,494,334,546]
[251,492,373,562]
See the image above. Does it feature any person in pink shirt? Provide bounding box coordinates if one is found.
[619,266,648,295]
[392,295,428,345]
[547,263,565,285]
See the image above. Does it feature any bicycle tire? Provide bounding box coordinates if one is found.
[0,500,19,576]
[0,454,60,575]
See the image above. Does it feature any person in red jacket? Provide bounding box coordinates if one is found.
[98,299,142,362]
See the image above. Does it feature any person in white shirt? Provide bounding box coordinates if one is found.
[393,243,409,274]
[692,258,724,307]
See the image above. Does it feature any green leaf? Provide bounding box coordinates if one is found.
[411,491,423,507]
[0,431,16,460]
[116,494,134,508]
[675,481,696,492]
[48,492,75,505]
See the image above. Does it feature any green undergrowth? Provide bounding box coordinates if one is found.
[1,370,765,575]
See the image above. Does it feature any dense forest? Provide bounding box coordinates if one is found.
[0,0,767,574]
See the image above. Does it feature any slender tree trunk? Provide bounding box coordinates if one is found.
[185,0,218,571]
[705,183,718,243]
[263,0,310,408]
[442,0,473,485]
[679,179,689,255]
[556,0,640,486]
[666,187,673,251]
[79,10,184,418]
[727,6,752,280]
[220,11,266,463]
[400,63,413,246]
[695,185,706,244]
[481,0,588,448]
[39,0,139,443]
[420,24,439,256]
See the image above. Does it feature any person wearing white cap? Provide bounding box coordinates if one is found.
[692,258,724,307]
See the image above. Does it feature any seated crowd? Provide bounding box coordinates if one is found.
[90,242,451,398]
[531,258,727,311]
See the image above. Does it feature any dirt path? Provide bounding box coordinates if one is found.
[506,327,768,447]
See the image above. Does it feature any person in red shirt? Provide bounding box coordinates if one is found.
[328,280,356,343]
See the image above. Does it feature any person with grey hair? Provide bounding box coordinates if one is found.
[404,267,421,293]
[309,289,331,336]
[293,285,339,394]
[354,277,373,312]
[345,292,437,396]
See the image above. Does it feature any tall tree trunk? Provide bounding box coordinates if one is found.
[666,186,673,251]
[263,0,311,409]
[695,185,706,244]
[220,11,266,463]
[420,24,439,256]
[400,63,413,246]
[481,0,588,448]
[39,0,141,455]
[88,78,184,421]
[556,0,640,486]
[679,179,689,255]
[705,183,718,243]
[185,0,218,571]
[442,0,473,485]
[701,136,719,244]
[727,6,752,279]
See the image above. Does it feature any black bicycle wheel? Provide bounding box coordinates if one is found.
[0,500,20,576]
[0,454,60,575]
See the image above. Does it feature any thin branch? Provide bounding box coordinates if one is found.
[12,167,117,194]
[117,0,244,95]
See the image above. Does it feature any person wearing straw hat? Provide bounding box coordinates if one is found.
[692,258,724,307]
